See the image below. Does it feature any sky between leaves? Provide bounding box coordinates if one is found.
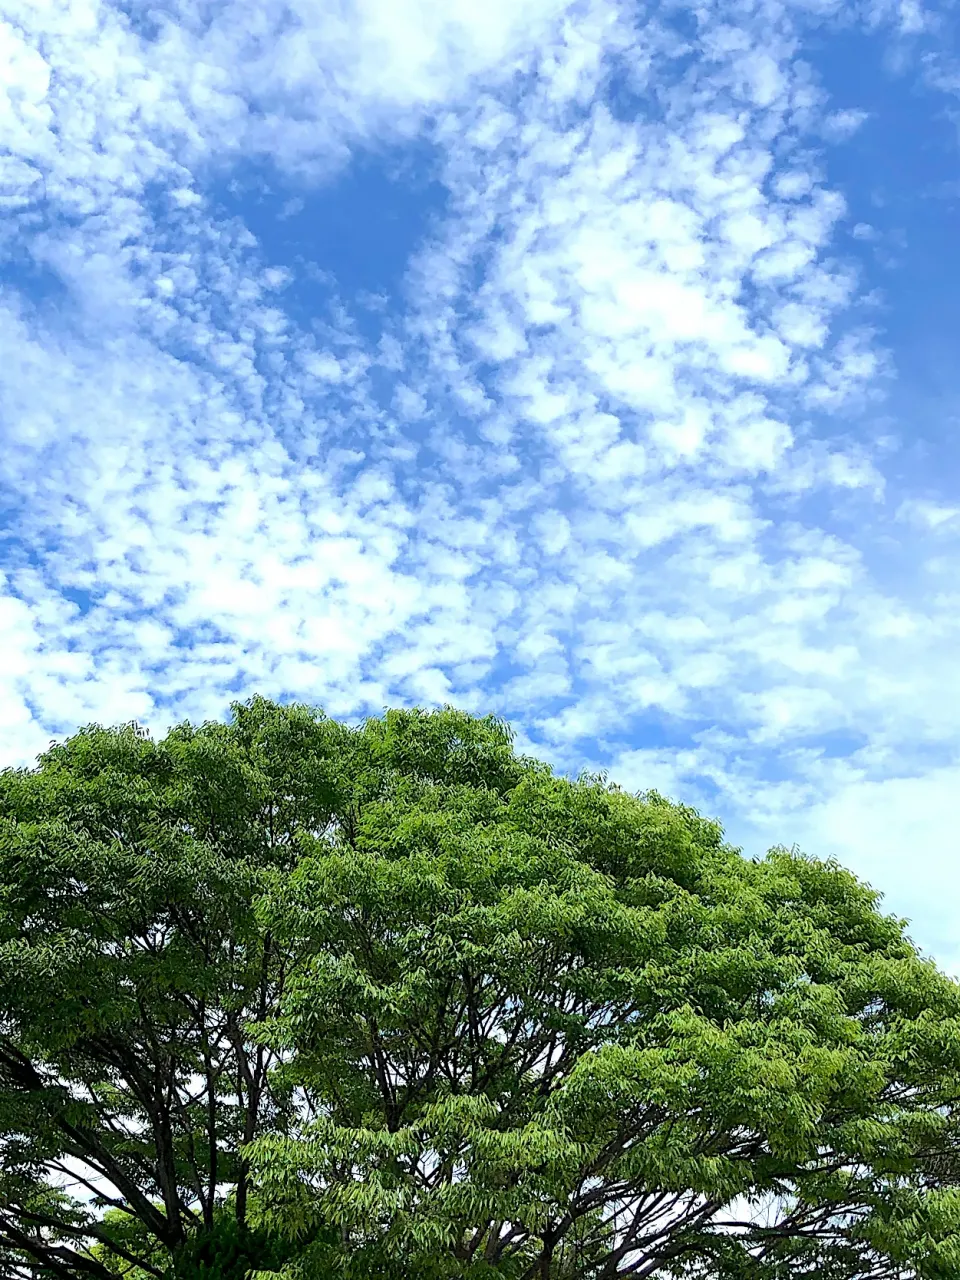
[2,0,960,963]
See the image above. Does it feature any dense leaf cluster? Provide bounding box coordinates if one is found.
[2,697,960,1279]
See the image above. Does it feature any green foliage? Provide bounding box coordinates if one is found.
[1,697,959,1280]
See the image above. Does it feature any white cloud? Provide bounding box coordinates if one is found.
[4,0,960,968]
[821,108,870,141]
[897,498,960,529]
[866,0,930,35]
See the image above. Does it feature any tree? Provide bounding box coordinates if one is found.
[1,697,960,1280]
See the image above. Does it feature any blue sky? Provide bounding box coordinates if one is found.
[3,0,960,965]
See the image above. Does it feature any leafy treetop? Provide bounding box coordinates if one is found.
[1,697,960,1280]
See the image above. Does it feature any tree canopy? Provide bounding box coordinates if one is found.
[2,696,960,1280]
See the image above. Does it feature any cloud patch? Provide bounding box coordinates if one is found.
[3,0,960,962]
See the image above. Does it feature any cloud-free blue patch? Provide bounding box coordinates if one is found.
[210,140,448,341]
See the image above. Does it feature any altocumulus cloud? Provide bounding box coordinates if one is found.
[3,0,960,962]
